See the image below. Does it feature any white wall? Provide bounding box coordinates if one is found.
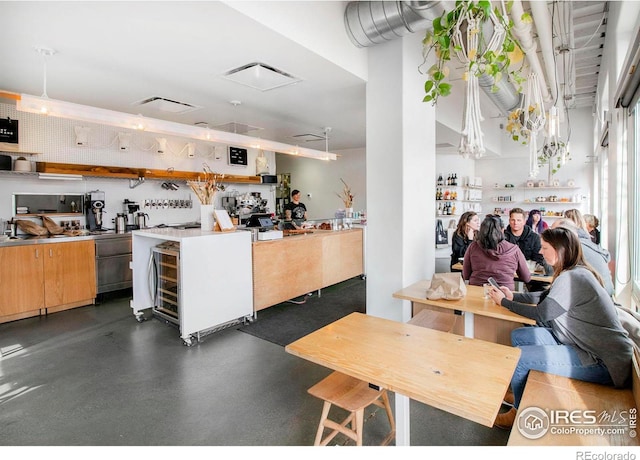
[0,102,276,228]
[275,148,366,219]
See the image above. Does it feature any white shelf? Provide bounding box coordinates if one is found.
[489,186,579,190]
[523,201,582,205]
[491,199,581,204]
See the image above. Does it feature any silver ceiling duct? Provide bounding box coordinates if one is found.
[344,1,448,47]
[344,0,521,114]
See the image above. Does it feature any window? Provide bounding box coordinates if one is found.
[632,102,640,309]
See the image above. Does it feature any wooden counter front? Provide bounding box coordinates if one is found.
[252,228,363,311]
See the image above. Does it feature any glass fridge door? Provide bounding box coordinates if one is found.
[152,248,180,323]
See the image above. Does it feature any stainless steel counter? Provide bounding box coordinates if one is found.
[0,231,132,247]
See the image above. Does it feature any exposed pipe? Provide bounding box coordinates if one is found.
[510,0,553,105]
[343,0,521,114]
[344,1,451,48]
[477,73,521,114]
[530,1,559,105]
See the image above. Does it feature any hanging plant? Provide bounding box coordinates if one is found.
[420,1,529,159]
[538,141,570,175]
[420,1,529,106]
[506,104,543,143]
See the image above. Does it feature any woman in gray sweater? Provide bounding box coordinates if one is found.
[488,227,633,429]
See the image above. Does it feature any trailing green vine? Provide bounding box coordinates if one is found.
[420,0,529,105]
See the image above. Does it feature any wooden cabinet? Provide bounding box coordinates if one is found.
[252,229,364,312]
[322,230,363,287]
[0,240,96,322]
[0,245,46,317]
[43,240,96,309]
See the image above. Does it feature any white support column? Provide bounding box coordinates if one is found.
[365,33,437,323]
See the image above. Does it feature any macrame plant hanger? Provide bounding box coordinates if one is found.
[522,72,546,177]
[453,3,506,159]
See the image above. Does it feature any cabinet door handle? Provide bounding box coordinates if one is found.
[49,248,53,258]
[148,252,157,306]
[35,249,39,259]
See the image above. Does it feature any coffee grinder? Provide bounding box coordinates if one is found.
[123,199,140,231]
[86,190,106,231]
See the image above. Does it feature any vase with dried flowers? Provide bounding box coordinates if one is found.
[188,163,225,230]
[336,178,354,216]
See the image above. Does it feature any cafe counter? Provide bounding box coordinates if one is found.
[252,228,364,312]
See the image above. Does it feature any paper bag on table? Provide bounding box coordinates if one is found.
[425,273,467,300]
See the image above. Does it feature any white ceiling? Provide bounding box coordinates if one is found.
[0,1,607,156]
[0,1,367,152]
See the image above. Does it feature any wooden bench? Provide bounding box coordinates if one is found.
[407,308,461,333]
[508,348,640,446]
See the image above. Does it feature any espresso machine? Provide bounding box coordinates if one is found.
[123,199,140,231]
[86,190,106,231]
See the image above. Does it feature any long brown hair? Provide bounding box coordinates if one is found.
[455,211,478,239]
[541,227,604,286]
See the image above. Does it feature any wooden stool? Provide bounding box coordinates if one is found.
[307,371,396,446]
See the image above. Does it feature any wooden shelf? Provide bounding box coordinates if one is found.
[35,161,261,184]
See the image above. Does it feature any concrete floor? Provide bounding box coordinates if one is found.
[0,291,510,447]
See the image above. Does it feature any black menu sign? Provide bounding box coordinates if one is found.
[228,146,248,166]
[0,118,19,146]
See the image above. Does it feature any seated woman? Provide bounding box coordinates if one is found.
[563,208,589,232]
[525,209,548,234]
[462,215,531,291]
[584,213,601,245]
[450,211,480,271]
[488,227,634,429]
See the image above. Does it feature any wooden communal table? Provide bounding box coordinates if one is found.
[286,312,521,446]
[393,280,535,345]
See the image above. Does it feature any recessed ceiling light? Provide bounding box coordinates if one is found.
[213,122,263,135]
[133,96,201,114]
[222,62,301,91]
[292,133,326,142]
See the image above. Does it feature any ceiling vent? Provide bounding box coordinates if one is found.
[292,133,326,142]
[222,62,301,91]
[213,121,263,135]
[133,96,201,114]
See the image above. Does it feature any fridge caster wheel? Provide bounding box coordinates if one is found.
[182,336,195,347]
[134,312,145,323]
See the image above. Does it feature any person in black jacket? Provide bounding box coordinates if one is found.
[504,208,553,290]
[450,211,480,270]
